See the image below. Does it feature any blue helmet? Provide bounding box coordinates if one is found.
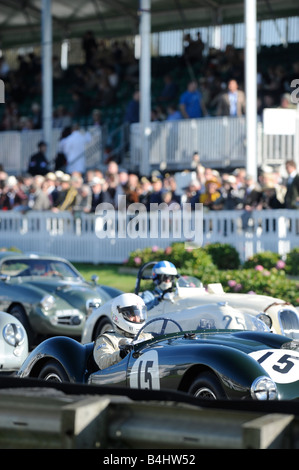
[152,261,178,291]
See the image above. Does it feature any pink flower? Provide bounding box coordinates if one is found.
[134,256,142,265]
[276,260,286,269]
[255,265,264,271]
[228,280,237,287]
[248,290,256,295]
[164,246,172,255]
[234,283,242,292]
[263,270,270,276]
[152,245,159,252]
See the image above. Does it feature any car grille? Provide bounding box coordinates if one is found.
[53,310,82,326]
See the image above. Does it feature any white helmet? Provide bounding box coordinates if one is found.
[111,293,147,337]
[152,260,178,292]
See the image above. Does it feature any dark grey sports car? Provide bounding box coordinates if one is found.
[0,251,122,347]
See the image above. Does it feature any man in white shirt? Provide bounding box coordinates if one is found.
[59,123,92,175]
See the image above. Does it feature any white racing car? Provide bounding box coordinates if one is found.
[0,310,28,373]
[81,261,295,343]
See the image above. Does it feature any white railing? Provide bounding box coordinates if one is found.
[130,116,299,171]
[0,209,297,263]
[1,115,298,175]
[0,127,103,174]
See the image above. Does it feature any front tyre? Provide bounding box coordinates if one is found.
[93,316,113,340]
[38,360,70,383]
[188,371,226,400]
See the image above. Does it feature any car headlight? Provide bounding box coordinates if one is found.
[250,376,278,400]
[40,294,56,311]
[257,313,272,330]
[86,298,102,317]
[3,323,25,347]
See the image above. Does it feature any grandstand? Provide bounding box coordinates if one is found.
[0,1,298,175]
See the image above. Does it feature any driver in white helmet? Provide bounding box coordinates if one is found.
[93,293,152,370]
[140,260,178,310]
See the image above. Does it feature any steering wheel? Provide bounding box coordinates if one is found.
[134,316,183,341]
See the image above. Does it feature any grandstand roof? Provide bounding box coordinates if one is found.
[0,0,298,48]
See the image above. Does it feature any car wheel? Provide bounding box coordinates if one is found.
[9,305,35,347]
[188,372,226,400]
[38,361,69,383]
[93,316,113,340]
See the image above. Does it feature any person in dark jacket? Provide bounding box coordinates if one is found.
[284,160,299,209]
[28,141,49,176]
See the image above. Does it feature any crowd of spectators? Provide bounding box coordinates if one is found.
[0,155,298,217]
[0,31,298,220]
[0,30,298,132]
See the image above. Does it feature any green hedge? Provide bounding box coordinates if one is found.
[126,243,299,305]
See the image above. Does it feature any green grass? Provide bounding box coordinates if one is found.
[73,263,136,293]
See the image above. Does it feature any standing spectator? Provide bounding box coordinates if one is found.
[284,160,299,209]
[81,31,97,67]
[241,175,263,228]
[27,141,49,176]
[166,104,182,121]
[199,176,222,210]
[242,175,262,210]
[148,175,163,206]
[73,184,92,215]
[102,168,124,209]
[27,181,52,211]
[0,175,28,211]
[216,79,246,117]
[179,80,207,119]
[157,74,178,104]
[59,124,92,175]
[90,177,104,212]
[183,179,202,209]
[124,89,140,124]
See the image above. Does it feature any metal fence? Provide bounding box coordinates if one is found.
[129,115,299,171]
[0,209,297,264]
[0,126,103,174]
[1,114,298,175]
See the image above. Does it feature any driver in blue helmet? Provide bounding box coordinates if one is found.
[140,260,178,310]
